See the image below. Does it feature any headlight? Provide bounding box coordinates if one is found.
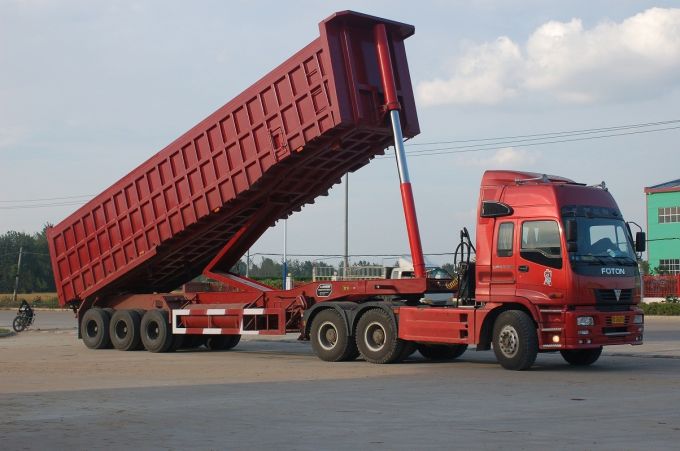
[633,315,644,324]
[577,316,595,326]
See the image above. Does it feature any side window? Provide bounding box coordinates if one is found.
[521,220,562,269]
[497,222,514,257]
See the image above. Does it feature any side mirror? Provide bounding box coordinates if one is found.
[635,232,646,252]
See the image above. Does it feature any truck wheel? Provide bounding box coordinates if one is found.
[492,310,538,370]
[355,309,404,364]
[310,309,353,362]
[205,335,241,351]
[140,309,173,353]
[81,308,112,349]
[560,347,603,366]
[110,310,142,351]
[418,344,468,361]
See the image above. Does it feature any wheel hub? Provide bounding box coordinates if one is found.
[318,321,339,350]
[498,325,519,358]
[365,321,386,352]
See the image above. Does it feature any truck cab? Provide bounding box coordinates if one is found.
[473,170,644,360]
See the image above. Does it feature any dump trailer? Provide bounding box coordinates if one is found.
[48,11,645,370]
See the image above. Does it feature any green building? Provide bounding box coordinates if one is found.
[645,179,680,274]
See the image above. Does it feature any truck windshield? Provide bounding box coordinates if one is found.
[570,218,637,264]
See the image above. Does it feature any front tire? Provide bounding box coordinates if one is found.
[355,309,404,364]
[492,310,538,370]
[560,347,603,366]
[140,309,173,353]
[12,316,26,332]
[81,308,112,349]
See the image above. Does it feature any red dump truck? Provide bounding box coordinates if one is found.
[48,11,645,370]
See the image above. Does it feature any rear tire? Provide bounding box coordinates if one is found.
[418,344,468,361]
[310,309,353,362]
[355,309,404,364]
[109,310,142,351]
[140,309,173,353]
[560,347,603,366]
[81,308,112,349]
[492,310,538,371]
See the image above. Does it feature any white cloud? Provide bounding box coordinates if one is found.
[417,7,680,106]
[455,147,540,169]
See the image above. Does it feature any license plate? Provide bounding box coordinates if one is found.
[611,315,625,325]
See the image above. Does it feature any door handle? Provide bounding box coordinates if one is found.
[518,265,529,272]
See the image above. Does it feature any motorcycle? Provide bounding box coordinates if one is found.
[12,300,35,332]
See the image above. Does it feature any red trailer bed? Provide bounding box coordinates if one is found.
[48,11,420,306]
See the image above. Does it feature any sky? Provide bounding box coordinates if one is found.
[1,0,679,268]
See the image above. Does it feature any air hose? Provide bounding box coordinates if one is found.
[447,228,476,302]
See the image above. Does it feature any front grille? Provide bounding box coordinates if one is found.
[595,304,630,312]
[595,288,632,303]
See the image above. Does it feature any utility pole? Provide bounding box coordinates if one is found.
[246,248,250,277]
[282,219,288,289]
[12,246,23,303]
[344,174,349,279]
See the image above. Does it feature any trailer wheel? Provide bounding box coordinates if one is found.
[109,310,142,351]
[492,310,538,370]
[560,347,603,366]
[356,309,404,364]
[81,308,112,349]
[140,309,173,353]
[418,344,468,361]
[310,309,354,362]
[205,335,241,351]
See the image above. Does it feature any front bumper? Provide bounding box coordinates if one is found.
[538,307,643,350]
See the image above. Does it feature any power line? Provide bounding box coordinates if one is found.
[379,124,680,159]
[0,194,93,203]
[2,118,678,207]
[406,119,680,146]
[0,201,89,210]
[249,252,458,258]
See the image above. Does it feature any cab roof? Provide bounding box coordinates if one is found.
[481,170,577,187]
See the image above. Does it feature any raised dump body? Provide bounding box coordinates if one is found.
[48,11,420,306]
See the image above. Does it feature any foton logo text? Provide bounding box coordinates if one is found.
[601,267,626,275]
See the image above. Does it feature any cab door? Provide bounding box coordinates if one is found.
[515,219,568,301]
[490,220,517,301]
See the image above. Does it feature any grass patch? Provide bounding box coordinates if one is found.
[0,292,59,309]
[0,327,10,334]
[641,301,680,316]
